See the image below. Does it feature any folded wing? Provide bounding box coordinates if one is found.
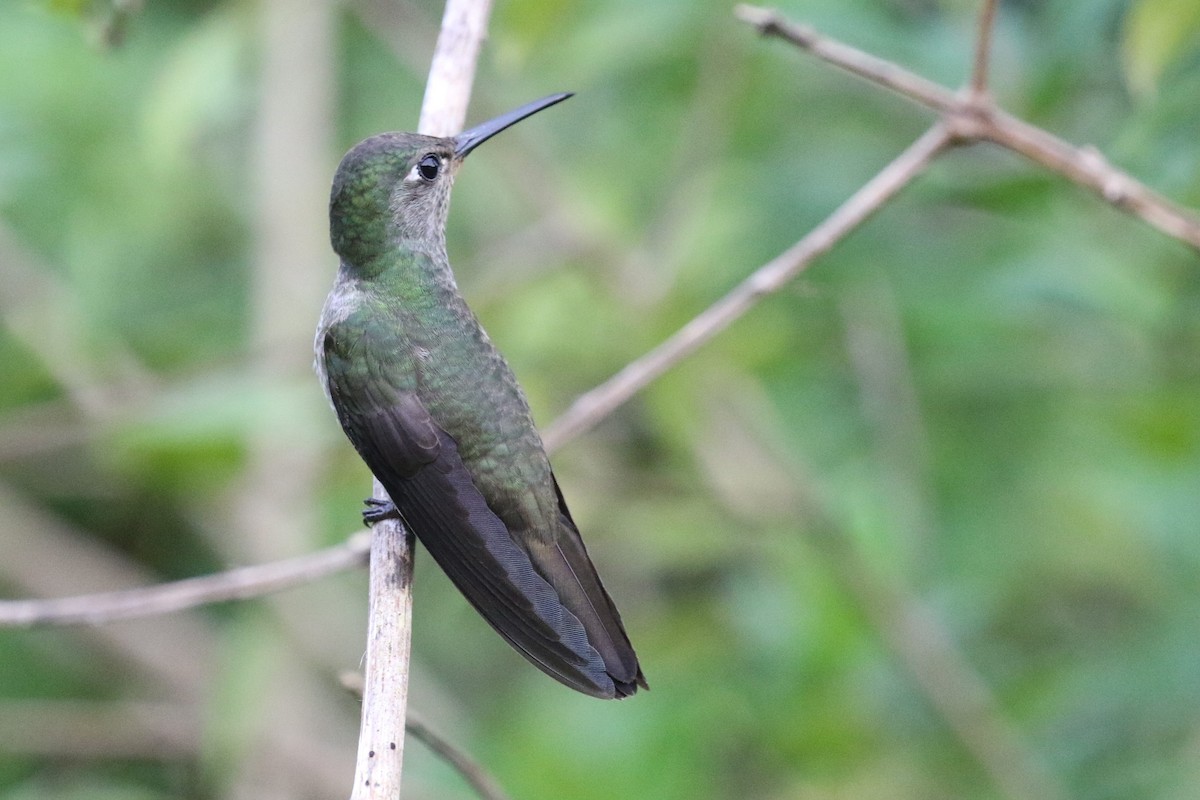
[324,330,639,697]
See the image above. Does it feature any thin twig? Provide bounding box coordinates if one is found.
[735,4,958,114]
[978,112,1200,248]
[970,0,1000,96]
[543,124,953,451]
[734,4,1200,250]
[0,534,369,628]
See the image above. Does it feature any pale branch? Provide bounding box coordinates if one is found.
[734,4,958,115]
[0,534,370,628]
[350,1,495,798]
[419,0,495,137]
[970,0,1000,96]
[976,111,1200,249]
[543,123,953,451]
[350,514,413,800]
[342,673,512,800]
[734,4,1200,251]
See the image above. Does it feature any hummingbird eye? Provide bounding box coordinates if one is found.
[416,154,441,182]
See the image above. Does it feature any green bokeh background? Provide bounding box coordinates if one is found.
[1,0,1199,798]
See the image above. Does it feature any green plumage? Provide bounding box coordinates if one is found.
[316,95,646,698]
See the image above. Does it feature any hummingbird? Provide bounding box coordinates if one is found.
[315,94,646,699]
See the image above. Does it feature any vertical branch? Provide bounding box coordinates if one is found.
[969,0,1000,96]
[351,1,494,797]
[350,505,414,800]
[419,0,496,137]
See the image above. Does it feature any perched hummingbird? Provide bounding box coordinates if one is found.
[315,94,646,699]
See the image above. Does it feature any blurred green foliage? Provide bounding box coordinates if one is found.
[1,0,1199,798]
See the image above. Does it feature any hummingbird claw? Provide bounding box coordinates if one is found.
[362,497,400,526]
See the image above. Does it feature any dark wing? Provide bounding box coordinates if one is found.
[544,477,647,696]
[322,330,620,697]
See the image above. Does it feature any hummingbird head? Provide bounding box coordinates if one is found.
[329,93,573,269]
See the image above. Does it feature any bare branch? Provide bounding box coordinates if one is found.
[734,4,1200,251]
[0,534,369,628]
[342,673,512,800]
[543,124,953,451]
[978,112,1200,249]
[970,0,1001,96]
[734,4,958,115]
[419,0,496,137]
[350,515,414,800]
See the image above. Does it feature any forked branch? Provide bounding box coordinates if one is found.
[733,4,1200,250]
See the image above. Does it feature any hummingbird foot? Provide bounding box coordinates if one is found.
[361,497,401,526]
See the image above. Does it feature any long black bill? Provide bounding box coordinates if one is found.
[453,92,573,159]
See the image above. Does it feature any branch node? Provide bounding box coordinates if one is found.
[735,4,815,45]
[943,91,995,144]
[1079,145,1132,204]
[734,4,1200,250]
